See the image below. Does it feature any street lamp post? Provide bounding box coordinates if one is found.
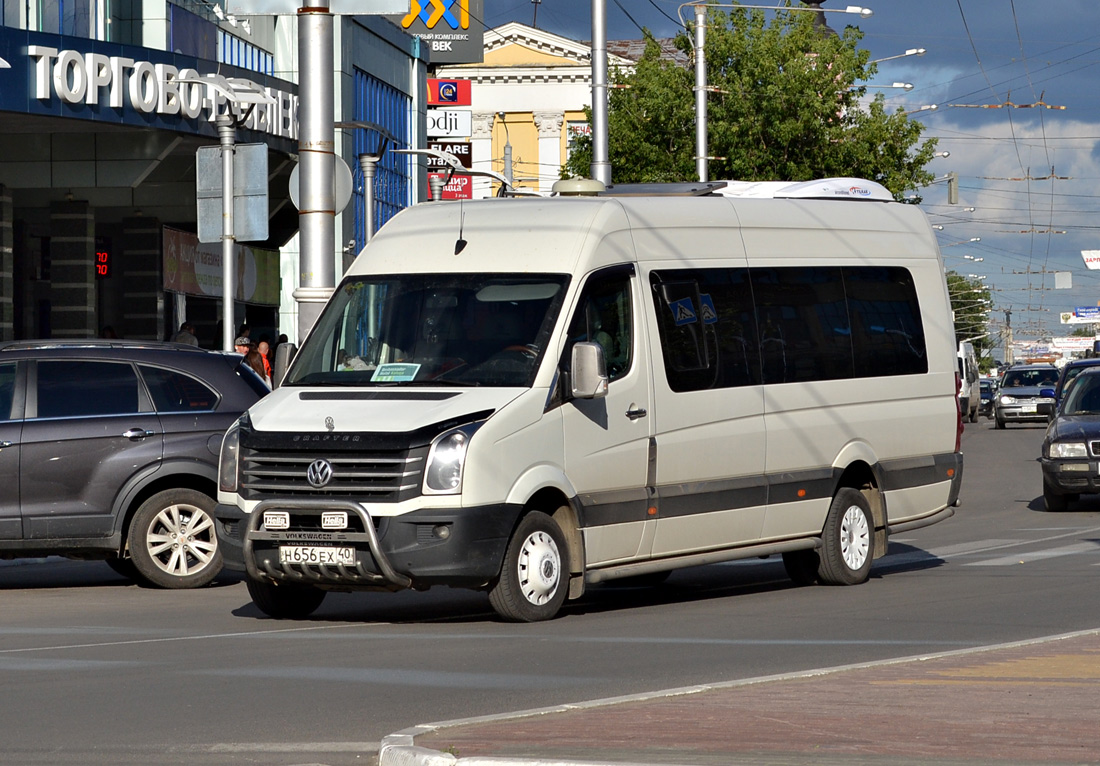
[681,2,873,183]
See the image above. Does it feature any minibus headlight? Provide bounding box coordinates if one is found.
[1050,442,1087,459]
[424,423,483,495]
[218,422,242,493]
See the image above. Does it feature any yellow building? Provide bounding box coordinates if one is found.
[436,22,635,198]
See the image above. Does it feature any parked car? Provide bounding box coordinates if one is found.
[979,378,996,417]
[993,364,1058,429]
[1039,367,1100,511]
[1048,358,1100,414]
[0,340,267,587]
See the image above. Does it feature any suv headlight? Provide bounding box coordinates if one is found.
[1049,442,1088,459]
[424,422,484,495]
[219,422,242,493]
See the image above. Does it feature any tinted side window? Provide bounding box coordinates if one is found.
[139,365,219,412]
[0,362,15,420]
[752,267,853,384]
[37,360,140,418]
[650,268,761,392]
[844,267,927,377]
[566,270,633,381]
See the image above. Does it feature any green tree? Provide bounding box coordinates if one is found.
[946,271,993,365]
[564,3,938,199]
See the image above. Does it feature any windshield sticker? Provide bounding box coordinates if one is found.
[371,363,422,382]
[670,297,697,326]
[699,294,718,325]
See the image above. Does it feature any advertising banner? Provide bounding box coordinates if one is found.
[427,108,472,137]
[391,0,485,64]
[163,227,280,305]
[427,79,471,106]
[1082,250,1100,270]
[428,172,473,200]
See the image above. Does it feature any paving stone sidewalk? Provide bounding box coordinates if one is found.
[386,629,1100,766]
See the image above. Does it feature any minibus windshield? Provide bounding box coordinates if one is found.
[285,273,570,387]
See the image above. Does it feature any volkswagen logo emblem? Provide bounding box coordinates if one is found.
[306,459,334,488]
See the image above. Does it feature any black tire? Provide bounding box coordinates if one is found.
[246,578,326,619]
[995,416,1006,429]
[782,549,820,586]
[817,488,874,586]
[968,407,979,423]
[489,511,569,622]
[128,489,223,589]
[104,555,139,581]
[1043,481,1069,512]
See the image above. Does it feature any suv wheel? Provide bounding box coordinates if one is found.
[128,489,223,589]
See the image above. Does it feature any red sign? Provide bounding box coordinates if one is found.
[427,79,471,106]
[429,172,473,200]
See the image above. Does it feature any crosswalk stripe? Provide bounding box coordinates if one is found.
[964,542,1099,567]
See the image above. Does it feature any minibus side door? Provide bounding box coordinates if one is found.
[561,264,656,567]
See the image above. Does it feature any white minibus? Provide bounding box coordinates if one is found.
[215,178,963,621]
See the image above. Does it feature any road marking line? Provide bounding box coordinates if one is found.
[965,541,1099,566]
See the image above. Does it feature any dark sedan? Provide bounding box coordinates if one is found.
[1040,367,1100,511]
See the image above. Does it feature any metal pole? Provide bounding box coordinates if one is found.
[358,154,377,244]
[694,3,708,183]
[217,115,236,352]
[589,0,611,185]
[294,7,336,345]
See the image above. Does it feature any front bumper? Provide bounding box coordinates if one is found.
[215,499,522,591]
[1040,458,1100,495]
[995,403,1048,423]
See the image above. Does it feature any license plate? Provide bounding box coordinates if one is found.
[1021,402,1036,413]
[278,546,355,566]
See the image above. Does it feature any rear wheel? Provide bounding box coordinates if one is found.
[1043,481,1069,512]
[817,489,874,586]
[128,489,222,589]
[489,511,569,622]
[246,578,326,619]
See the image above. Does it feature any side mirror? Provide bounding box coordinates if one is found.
[272,342,297,390]
[570,342,608,399]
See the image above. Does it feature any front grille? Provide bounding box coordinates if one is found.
[1091,441,1100,457]
[240,447,427,502]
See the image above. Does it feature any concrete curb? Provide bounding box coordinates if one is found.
[378,626,1100,766]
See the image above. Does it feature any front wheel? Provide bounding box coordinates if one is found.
[995,416,1006,429]
[246,578,326,619]
[489,511,569,622]
[128,489,222,589]
[817,488,874,586]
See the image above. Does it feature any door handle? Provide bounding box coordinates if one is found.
[0,441,12,449]
[625,407,648,421]
[123,428,155,440]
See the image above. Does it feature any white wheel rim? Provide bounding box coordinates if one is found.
[517,530,561,606]
[144,503,218,577]
[839,504,870,571]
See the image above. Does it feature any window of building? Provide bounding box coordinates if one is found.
[352,69,412,251]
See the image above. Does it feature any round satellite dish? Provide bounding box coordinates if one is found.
[552,177,606,196]
[289,156,354,211]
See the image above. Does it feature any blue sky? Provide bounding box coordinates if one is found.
[482,1,1100,345]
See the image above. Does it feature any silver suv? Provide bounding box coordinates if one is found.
[0,341,266,587]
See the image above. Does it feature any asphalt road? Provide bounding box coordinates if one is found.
[2,415,1098,765]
